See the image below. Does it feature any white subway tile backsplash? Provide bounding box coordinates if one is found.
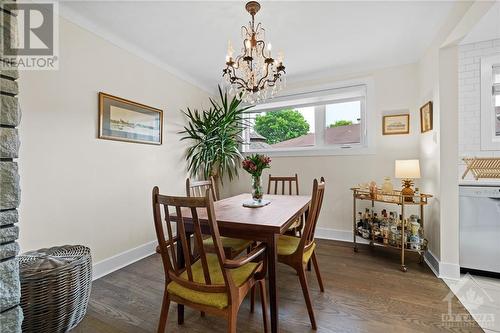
[474,40,493,49]
[460,43,475,52]
[458,39,500,180]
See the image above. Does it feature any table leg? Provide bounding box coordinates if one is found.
[268,234,279,333]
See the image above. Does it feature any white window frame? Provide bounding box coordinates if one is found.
[480,54,500,151]
[242,77,376,157]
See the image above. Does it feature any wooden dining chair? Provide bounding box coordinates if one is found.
[267,174,303,236]
[186,177,219,201]
[152,187,269,333]
[255,177,325,330]
[186,178,253,259]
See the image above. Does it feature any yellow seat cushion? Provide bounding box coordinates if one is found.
[277,235,316,263]
[203,236,252,254]
[167,253,258,309]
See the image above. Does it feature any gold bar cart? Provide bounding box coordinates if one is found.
[351,188,433,272]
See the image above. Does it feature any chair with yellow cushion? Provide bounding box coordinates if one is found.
[267,174,304,237]
[255,177,325,330]
[186,178,253,259]
[152,187,268,333]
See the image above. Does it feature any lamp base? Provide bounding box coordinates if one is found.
[401,179,415,202]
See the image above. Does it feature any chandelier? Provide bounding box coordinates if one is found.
[222,1,286,103]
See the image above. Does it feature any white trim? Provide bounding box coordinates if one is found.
[243,77,376,157]
[315,227,460,280]
[315,227,369,244]
[58,4,213,95]
[439,261,461,280]
[245,146,376,158]
[92,240,158,281]
[480,53,500,151]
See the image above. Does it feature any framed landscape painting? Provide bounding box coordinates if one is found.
[98,92,163,145]
[382,114,410,135]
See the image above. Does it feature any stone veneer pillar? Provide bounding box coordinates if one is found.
[0,2,23,331]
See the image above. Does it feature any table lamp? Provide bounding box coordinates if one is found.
[395,159,420,201]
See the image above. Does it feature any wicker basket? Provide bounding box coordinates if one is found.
[19,245,92,333]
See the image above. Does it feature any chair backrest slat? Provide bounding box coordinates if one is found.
[186,177,218,201]
[267,174,300,195]
[299,178,326,252]
[191,207,211,285]
[152,187,232,297]
[175,206,193,281]
[163,205,178,272]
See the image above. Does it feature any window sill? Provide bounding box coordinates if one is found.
[243,145,376,157]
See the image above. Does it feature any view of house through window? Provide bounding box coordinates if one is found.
[325,101,361,145]
[244,90,365,152]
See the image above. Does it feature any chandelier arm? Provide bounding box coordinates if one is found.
[256,40,267,59]
[228,67,251,89]
[255,61,272,89]
[241,25,250,37]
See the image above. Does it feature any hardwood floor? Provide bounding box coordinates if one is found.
[74,240,481,333]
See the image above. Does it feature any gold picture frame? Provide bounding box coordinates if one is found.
[420,101,433,133]
[98,92,163,145]
[382,114,410,135]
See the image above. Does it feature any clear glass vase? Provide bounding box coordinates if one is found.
[251,175,263,203]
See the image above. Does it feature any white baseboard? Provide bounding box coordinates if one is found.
[315,227,460,280]
[438,261,461,280]
[92,240,158,281]
[316,227,352,242]
[315,227,368,244]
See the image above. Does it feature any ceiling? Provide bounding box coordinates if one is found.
[60,1,456,93]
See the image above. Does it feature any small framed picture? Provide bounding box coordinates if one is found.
[382,114,410,135]
[420,101,433,133]
[98,92,163,145]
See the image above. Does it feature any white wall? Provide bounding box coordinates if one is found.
[415,0,494,279]
[459,38,500,183]
[18,17,209,263]
[224,63,422,240]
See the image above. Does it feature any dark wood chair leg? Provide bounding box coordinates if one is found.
[200,311,205,317]
[307,258,312,271]
[250,286,255,313]
[157,289,170,333]
[258,280,269,333]
[228,308,237,333]
[298,268,317,330]
[311,251,324,292]
[176,236,185,325]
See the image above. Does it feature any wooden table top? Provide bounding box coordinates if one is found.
[173,193,311,234]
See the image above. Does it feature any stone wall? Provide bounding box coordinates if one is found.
[0,3,23,332]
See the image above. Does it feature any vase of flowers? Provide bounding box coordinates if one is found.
[242,154,271,203]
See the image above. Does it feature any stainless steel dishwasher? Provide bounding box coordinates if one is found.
[459,185,500,274]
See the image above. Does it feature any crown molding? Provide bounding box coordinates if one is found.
[59,4,214,95]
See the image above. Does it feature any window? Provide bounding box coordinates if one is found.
[480,55,500,150]
[243,83,371,156]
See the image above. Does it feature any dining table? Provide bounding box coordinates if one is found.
[171,193,311,333]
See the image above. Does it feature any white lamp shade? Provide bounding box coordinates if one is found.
[395,159,421,179]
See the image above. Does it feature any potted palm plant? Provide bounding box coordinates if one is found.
[180,86,252,190]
